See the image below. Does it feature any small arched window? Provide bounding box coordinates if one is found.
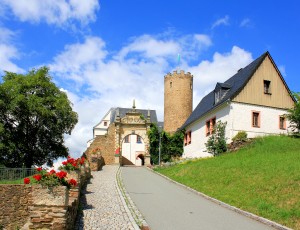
[170,82,172,88]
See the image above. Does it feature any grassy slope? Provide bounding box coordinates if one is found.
[156,136,300,229]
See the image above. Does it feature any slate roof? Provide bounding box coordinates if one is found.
[110,107,158,124]
[181,51,269,129]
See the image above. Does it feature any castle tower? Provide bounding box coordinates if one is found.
[164,70,193,133]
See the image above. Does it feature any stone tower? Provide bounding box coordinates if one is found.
[164,70,193,133]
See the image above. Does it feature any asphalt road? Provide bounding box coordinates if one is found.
[121,166,275,230]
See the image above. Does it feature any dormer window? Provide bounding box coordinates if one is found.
[214,83,231,104]
[215,90,221,103]
[264,80,271,94]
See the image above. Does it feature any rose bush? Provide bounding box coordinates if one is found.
[24,167,77,189]
[59,156,85,171]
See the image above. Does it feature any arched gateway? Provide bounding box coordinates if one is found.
[116,102,151,166]
[86,101,156,167]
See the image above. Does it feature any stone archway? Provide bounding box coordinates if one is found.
[136,153,145,166]
[121,134,145,165]
[115,109,152,166]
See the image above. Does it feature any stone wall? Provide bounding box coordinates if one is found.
[0,166,90,230]
[0,185,32,229]
[86,124,116,167]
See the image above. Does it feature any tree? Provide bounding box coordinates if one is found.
[147,123,184,164]
[205,121,227,156]
[0,67,78,168]
[286,92,300,135]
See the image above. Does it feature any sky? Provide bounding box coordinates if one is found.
[1,0,299,160]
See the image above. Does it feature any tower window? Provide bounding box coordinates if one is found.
[104,121,107,126]
[264,80,271,94]
[170,82,172,88]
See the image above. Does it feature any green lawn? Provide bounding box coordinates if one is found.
[155,136,300,229]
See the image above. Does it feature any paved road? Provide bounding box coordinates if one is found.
[121,166,275,230]
[75,165,138,230]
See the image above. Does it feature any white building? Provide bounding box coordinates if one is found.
[181,51,296,158]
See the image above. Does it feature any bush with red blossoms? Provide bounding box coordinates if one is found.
[24,177,30,184]
[59,156,86,171]
[24,167,77,189]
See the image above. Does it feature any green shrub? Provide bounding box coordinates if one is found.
[232,131,248,142]
[205,121,227,156]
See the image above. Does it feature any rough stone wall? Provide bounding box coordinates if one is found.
[0,165,90,230]
[164,70,193,133]
[0,185,32,229]
[86,124,116,166]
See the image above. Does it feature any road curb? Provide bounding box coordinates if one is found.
[116,166,151,230]
[147,166,292,230]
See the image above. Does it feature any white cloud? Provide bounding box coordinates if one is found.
[211,15,230,29]
[240,18,252,27]
[1,0,100,26]
[189,46,253,107]
[49,34,252,157]
[0,27,24,73]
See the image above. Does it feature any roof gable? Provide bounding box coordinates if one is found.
[181,51,284,129]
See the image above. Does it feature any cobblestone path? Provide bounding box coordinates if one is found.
[75,165,138,230]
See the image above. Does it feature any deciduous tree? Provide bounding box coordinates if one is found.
[0,67,78,168]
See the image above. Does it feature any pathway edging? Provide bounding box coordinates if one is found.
[115,166,140,230]
[117,166,151,230]
[148,167,292,230]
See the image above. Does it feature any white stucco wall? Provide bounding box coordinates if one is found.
[183,102,290,159]
[229,102,291,138]
[93,110,112,137]
[122,134,145,164]
[183,103,231,159]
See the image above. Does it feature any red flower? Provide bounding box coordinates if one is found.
[56,171,67,179]
[36,167,42,172]
[49,169,56,174]
[24,177,30,184]
[62,161,67,165]
[68,179,77,187]
[33,174,42,181]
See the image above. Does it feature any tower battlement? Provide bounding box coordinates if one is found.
[164,70,193,133]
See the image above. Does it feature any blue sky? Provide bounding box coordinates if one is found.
[1,0,299,158]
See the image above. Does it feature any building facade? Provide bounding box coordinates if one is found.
[86,103,157,166]
[181,52,295,158]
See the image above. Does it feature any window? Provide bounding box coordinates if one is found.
[206,117,216,136]
[279,116,286,130]
[184,131,191,146]
[252,111,260,127]
[264,80,271,94]
[170,82,172,88]
[137,136,142,143]
[124,136,129,143]
[104,121,107,126]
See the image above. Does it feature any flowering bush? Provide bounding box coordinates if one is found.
[24,177,30,184]
[24,167,77,189]
[59,156,85,171]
